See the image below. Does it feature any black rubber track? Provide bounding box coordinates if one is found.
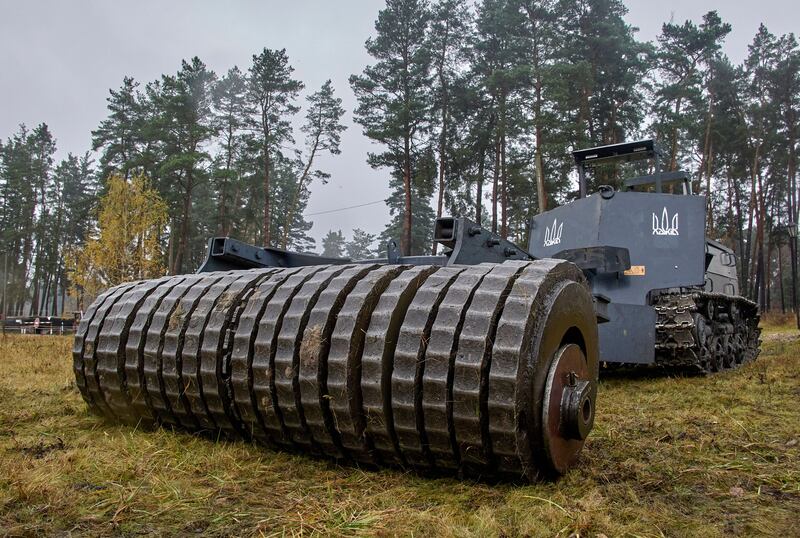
[125,276,188,422]
[421,264,493,469]
[198,270,277,437]
[452,262,526,474]
[361,266,439,466]
[95,277,171,423]
[230,268,302,443]
[391,266,466,468]
[274,265,353,452]
[73,284,121,410]
[81,281,142,418]
[298,264,380,458]
[142,275,209,426]
[326,264,409,465]
[252,266,329,446]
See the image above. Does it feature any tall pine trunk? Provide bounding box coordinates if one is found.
[475,151,484,226]
[491,135,500,235]
[534,77,546,213]
[263,144,271,246]
[402,135,413,256]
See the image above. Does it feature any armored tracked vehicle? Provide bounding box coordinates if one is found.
[73,139,759,480]
[529,140,760,373]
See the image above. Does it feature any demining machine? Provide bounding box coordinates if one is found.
[73,139,760,480]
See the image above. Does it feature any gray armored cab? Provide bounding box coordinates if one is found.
[73,139,759,481]
[528,140,760,372]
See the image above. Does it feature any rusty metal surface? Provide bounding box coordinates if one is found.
[230,268,300,441]
[361,266,438,465]
[422,264,493,469]
[541,339,592,475]
[529,277,598,478]
[326,265,408,464]
[391,266,466,468]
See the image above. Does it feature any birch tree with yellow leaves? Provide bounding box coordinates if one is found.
[68,174,168,303]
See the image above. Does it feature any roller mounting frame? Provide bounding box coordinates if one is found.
[197,218,621,324]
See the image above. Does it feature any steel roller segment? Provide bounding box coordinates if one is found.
[325,265,409,464]
[390,266,466,468]
[73,284,124,410]
[125,276,187,421]
[273,265,352,452]
[81,281,142,417]
[298,264,380,458]
[360,266,438,466]
[485,261,556,477]
[252,266,329,446]
[95,277,172,423]
[198,270,276,437]
[230,268,301,441]
[499,263,595,478]
[421,264,493,469]
[161,272,236,431]
[141,275,210,426]
[452,262,526,473]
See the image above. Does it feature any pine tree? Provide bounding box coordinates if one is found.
[92,77,143,180]
[281,80,346,248]
[471,0,528,236]
[345,228,377,260]
[350,0,433,255]
[321,229,346,258]
[150,57,217,274]
[247,48,304,246]
[652,11,731,171]
[427,0,471,253]
[211,66,250,236]
[27,124,57,315]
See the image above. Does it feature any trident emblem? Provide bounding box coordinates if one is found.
[652,207,679,236]
[543,218,563,247]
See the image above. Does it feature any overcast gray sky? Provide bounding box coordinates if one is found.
[1,0,798,247]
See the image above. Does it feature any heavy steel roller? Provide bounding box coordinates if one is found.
[74,257,599,480]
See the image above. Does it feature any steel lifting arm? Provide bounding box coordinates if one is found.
[197,237,349,273]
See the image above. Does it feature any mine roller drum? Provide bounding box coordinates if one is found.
[73,260,599,480]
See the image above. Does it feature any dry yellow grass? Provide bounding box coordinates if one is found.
[0,329,798,537]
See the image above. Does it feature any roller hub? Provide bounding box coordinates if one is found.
[543,344,594,474]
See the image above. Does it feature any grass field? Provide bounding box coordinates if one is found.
[0,329,798,537]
